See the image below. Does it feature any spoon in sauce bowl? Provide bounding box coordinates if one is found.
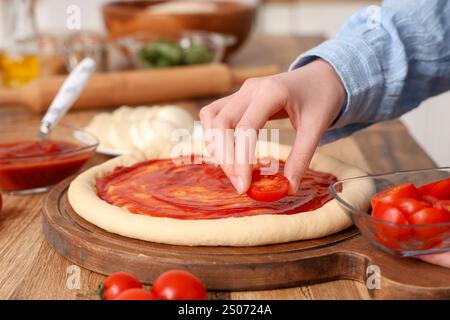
[38,58,96,140]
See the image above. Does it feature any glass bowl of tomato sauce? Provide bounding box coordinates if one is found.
[0,123,98,195]
[330,168,450,257]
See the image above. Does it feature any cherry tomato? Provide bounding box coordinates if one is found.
[394,198,430,217]
[408,207,450,246]
[372,203,412,247]
[0,193,2,212]
[371,183,420,208]
[372,203,410,223]
[99,272,143,300]
[418,177,450,200]
[422,194,439,205]
[152,270,206,300]
[434,200,450,212]
[246,171,289,202]
[409,207,450,225]
[113,288,157,300]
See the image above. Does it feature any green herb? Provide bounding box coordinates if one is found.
[138,40,215,68]
[182,42,215,65]
[139,40,183,68]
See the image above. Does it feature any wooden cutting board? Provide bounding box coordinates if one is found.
[43,178,450,299]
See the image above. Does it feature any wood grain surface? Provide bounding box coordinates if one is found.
[0,34,441,300]
[43,181,450,299]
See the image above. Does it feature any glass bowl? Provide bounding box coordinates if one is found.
[115,30,236,69]
[0,123,98,195]
[330,168,450,257]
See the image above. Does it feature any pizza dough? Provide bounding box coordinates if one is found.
[68,142,374,246]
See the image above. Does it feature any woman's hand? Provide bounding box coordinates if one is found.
[417,252,450,268]
[199,59,345,194]
[200,59,450,270]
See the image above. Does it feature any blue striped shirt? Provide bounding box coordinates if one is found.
[290,0,450,144]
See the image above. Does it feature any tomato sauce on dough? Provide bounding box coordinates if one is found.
[96,156,340,220]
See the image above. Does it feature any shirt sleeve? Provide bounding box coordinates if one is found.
[289,0,450,144]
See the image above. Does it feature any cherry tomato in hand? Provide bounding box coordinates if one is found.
[152,270,206,300]
[394,198,430,217]
[99,272,143,300]
[371,183,420,208]
[247,171,289,202]
[113,288,157,300]
[419,177,450,200]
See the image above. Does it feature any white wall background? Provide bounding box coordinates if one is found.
[1,0,449,166]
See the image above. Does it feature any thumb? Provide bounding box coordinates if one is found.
[284,127,321,194]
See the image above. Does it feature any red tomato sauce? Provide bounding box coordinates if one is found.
[96,157,340,220]
[0,140,92,192]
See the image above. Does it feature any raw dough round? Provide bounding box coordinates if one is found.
[68,143,374,246]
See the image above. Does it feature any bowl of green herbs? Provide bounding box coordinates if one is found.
[117,30,236,69]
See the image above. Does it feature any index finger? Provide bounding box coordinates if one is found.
[233,95,285,194]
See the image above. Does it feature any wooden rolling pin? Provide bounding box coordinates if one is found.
[0,64,279,112]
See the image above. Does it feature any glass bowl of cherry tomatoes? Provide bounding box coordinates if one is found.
[330,168,450,257]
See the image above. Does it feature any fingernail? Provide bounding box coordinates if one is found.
[288,175,300,194]
[232,175,245,194]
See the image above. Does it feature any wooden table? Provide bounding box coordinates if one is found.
[0,34,437,300]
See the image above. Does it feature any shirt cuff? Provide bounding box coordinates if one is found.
[289,37,384,130]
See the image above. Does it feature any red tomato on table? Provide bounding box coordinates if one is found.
[152,270,206,300]
[419,177,450,200]
[113,288,157,300]
[371,183,420,208]
[247,171,289,202]
[99,272,143,300]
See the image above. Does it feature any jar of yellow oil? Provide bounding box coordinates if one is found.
[0,49,40,88]
[0,0,40,88]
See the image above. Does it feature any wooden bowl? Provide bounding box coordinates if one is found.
[102,0,258,58]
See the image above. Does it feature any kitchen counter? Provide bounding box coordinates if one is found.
[0,34,436,299]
